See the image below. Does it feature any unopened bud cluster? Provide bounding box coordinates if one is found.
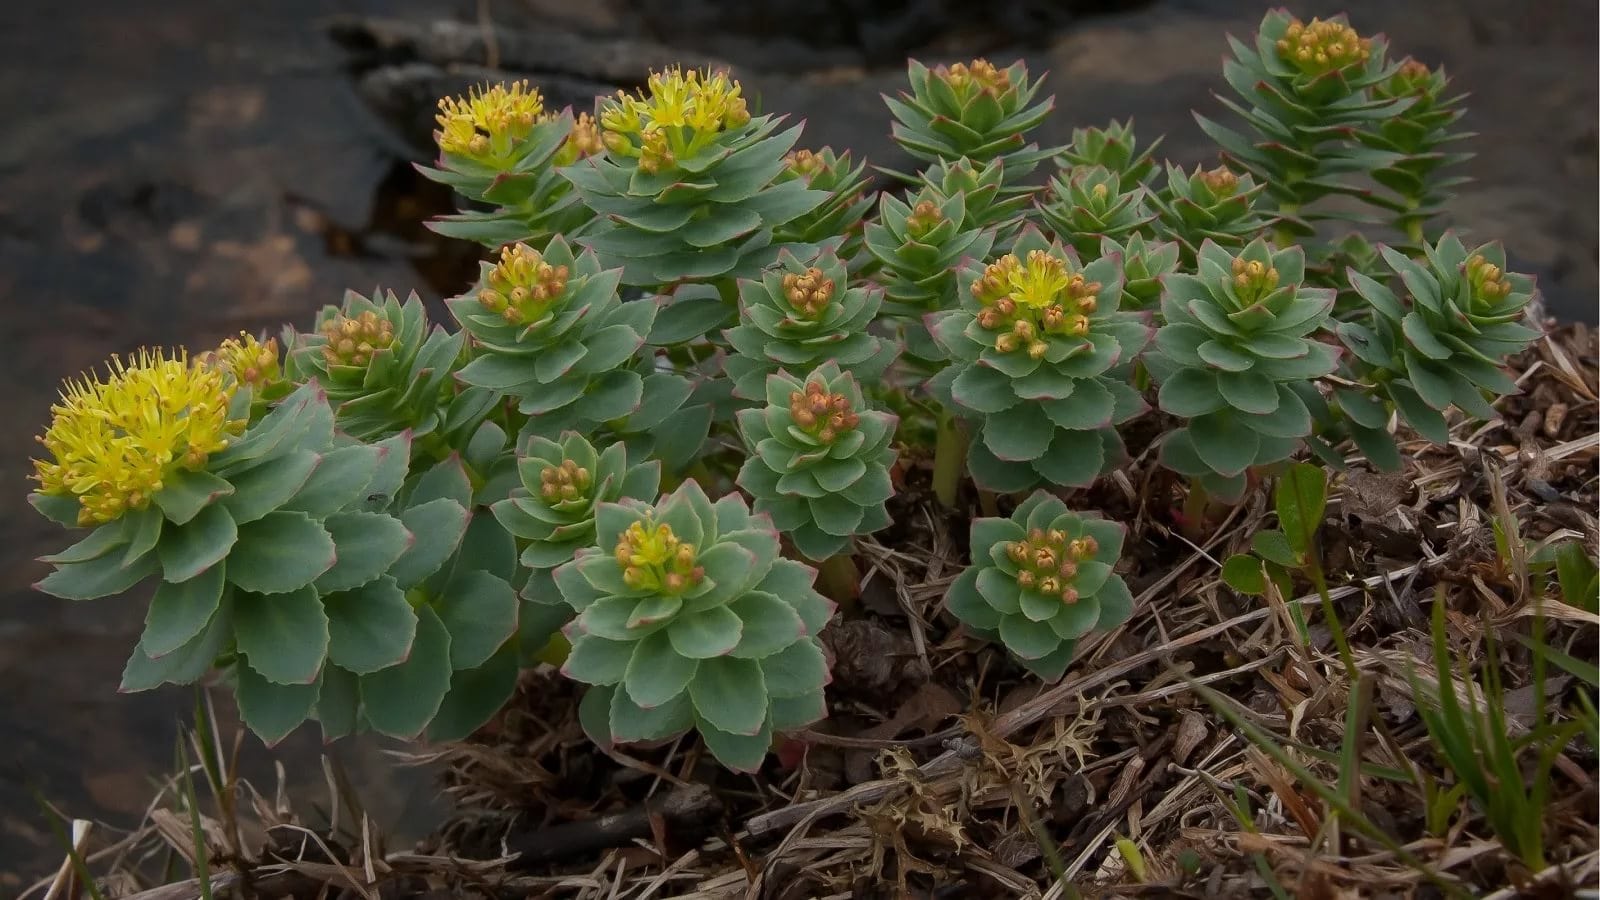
[789,379,860,444]
[613,520,705,595]
[479,243,571,325]
[434,80,544,163]
[1464,254,1513,306]
[782,267,836,319]
[320,311,396,368]
[1006,528,1100,606]
[206,332,281,390]
[539,458,593,505]
[1230,257,1281,304]
[1198,166,1240,198]
[905,200,945,239]
[1275,17,1372,76]
[939,59,1010,97]
[972,250,1100,356]
[784,149,827,179]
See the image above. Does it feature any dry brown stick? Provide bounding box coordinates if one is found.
[504,784,723,870]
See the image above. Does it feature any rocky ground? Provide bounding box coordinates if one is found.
[0,0,1593,887]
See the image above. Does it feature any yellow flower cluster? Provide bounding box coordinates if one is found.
[1230,257,1281,305]
[972,251,1102,357]
[1197,165,1240,198]
[1465,254,1513,306]
[554,112,604,167]
[33,349,242,525]
[1005,528,1099,605]
[478,242,571,326]
[1275,17,1372,76]
[613,520,704,595]
[319,310,395,368]
[599,68,751,172]
[435,80,546,163]
[204,332,280,390]
[939,59,1011,98]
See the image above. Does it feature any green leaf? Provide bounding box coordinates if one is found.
[360,605,453,739]
[1033,428,1106,487]
[999,612,1063,660]
[1252,530,1298,567]
[152,468,236,525]
[427,643,521,742]
[361,433,413,508]
[1217,370,1279,415]
[983,404,1055,462]
[698,718,773,773]
[36,550,158,601]
[283,444,381,517]
[759,638,827,698]
[323,576,417,674]
[157,503,239,584]
[562,634,635,685]
[389,499,470,588]
[1554,543,1599,613]
[1275,462,1327,558]
[610,688,693,744]
[1157,367,1226,417]
[728,590,805,658]
[29,492,81,527]
[951,364,1019,413]
[436,569,519,669]
[577,684,617,749]
[976,567,1023,614]
[142,564,227,657]
[650,294,731,345]
[410,456,474,509]
[39,521,127,565]
[226,511,336,595]
[120,598,232,691]
[315,511,412,593]
[946,566,1001,631]
[769,690,826,732]
[223,450,320,524]
[316,665,361,740]
[1222,555,1267,595]
[235,663,319,745]
[668,605,744,658]
[624,629,699,708]
[234,586,329,684]
[1190,413,1258,478]
[691,655,768,735]
[122,508,164,567]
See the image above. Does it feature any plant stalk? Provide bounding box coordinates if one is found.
[932,413,965,510]
[815,553,861,611]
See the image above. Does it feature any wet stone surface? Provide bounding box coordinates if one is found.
[0,0,1593,887]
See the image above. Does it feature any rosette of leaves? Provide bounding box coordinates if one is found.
[491,432,661,650]
[287,289,475,444]
[1039,165,1156,259]
[1354,58,1472,245]
[1331,234,1539,469]
[927,228,1150,492]
[886,58,1056,194]
[555,481,835,772]
[449,237,707,468]
[32,368,513,745]
[1197,12,1408,233]
[1059,119,1161,191]
[723,249,895,400]
[564,67,827,293]
[1149,238,1339,501]
[944,491,1133,680]
[771,148,876,267]
[420,80,602,248]
[920,157,1032,248]
[733,362,898,561]
[865,186,996,370]
[1100,234,1180,313]
[1149,163,1269,264]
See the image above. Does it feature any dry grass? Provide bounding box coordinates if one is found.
[24,323,1599,899]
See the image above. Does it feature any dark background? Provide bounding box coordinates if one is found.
[0,0,1593,886]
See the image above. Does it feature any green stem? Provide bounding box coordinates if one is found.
[932,413,966,510]
[815,553,860,612]
[1272,202,1300,250]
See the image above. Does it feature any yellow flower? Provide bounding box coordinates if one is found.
[33,349,243,525]
[598,67,750,169]
[971,249,1103,351]
[203,331,281,390]
[478,242,571,326]
[554,112,604,167]
[612,520,704,595]
[434,80,545,163]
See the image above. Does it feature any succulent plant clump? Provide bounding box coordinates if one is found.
[556,480,834,771]
[565,67,827,294]
[203,332,288,410]
[1149,164,1270,264]
[734,362,898,561]
[772,148,876,266]
[886,59,1056,196]
[1331,234,1540,467]
[1059,119,1161,191]
[288,289,471,443]
[1150,239,1339,500]
[945,491,1133,680]
[420,80,600,248]
[1357,58,1471,244]
[1039,164,1157,259]
[449,236,703,462]
[1099,234,1181,313]
[919,157,1032,248]
[723,249,895,400]
[928,228,1150,492]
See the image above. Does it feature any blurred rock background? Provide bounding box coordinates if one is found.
[0,0,1592,886]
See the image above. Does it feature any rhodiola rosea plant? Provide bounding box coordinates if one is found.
[26,10,1547,775]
